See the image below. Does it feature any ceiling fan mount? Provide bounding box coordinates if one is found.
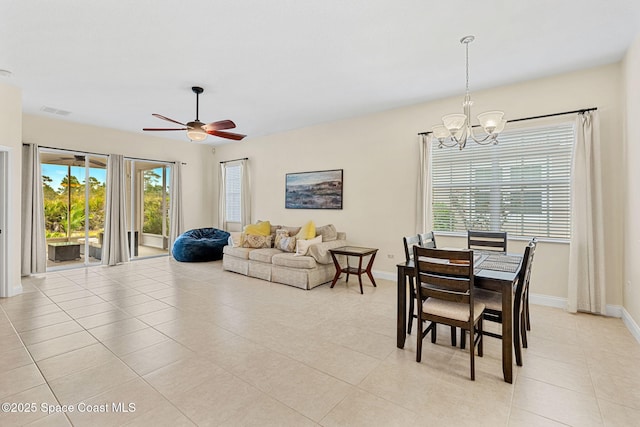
[143,86,246,142]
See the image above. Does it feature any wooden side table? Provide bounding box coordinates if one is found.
[328,246,378,294]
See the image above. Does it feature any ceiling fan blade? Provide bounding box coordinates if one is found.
[152,113,188,127]
[206,130,246,141]
[202,120,236,131]
[143,128,188,131]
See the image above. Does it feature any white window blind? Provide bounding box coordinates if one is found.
[224,164,242,223]
[431,122,574,239]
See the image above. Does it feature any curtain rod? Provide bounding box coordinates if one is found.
[418,107,598,136]
[219,157,248,164]
[23,144,187,165]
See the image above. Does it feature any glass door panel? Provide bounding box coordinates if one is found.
[41,151,107,269]
[86,156,107,263]
[125,160,170,259]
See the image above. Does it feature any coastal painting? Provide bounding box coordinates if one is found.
[285,169,343,209]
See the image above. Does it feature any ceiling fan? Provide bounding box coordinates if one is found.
[44,155,106,168]
[143,86,246,142]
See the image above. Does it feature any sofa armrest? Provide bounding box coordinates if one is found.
[307,239,348,265]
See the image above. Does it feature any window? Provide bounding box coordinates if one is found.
[224,163,242,223]
[431,122,574,239]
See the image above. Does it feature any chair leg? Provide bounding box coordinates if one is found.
[521,310,528,349]
[525,289,531,331]
[416,322,423,363]
[450,326,457,347]
[460,328,466,350]
[477,319,483,358]
[431,322,437,343]
[417,321,435,363]
[407,279,415,335]
[513,309,523,366]
[469,328,475,381]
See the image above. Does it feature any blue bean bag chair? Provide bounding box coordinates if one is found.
[172,228,230,262]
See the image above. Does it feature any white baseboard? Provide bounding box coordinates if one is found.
[372,270,396,281]
[622,308,640,344]
[605,304,624,318]
[529,293,566,309]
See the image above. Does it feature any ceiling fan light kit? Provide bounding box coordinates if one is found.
[186,121,208,142]
[143,86,246,142]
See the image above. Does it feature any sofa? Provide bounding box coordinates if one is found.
[222,222,347,290]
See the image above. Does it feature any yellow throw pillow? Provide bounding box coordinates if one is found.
[243,221,271,236]
[296,220,316,240]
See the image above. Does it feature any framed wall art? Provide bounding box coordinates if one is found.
[285,169,343,209]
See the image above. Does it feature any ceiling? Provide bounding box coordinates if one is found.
[2,1,640,144]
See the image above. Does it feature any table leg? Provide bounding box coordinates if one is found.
[502,285,513,383]
[365,252,378,287]
[357,255,364,294]
[397,266,407,348]
[329,252,342,288]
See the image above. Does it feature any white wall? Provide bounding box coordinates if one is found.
[0,82,23,297]
[623,35,640,328]
[22,114,217,235]
[213,63,624,306]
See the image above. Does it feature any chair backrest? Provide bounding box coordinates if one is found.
[468,230,507,252]
[514,238,536,312]
[418,231,437,249]
[403,235,421,262]
[521,237,537,293]
[413,246,474,306]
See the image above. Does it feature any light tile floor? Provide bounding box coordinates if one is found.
[1,257,639,426]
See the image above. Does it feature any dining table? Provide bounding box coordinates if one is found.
[396,251,523,383]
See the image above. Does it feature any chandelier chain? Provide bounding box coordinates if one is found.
[465,40,470,95]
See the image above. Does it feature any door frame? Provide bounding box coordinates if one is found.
[0,148,10,297]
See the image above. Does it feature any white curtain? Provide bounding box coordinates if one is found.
[217,162,226,230]
[21,144,47,275]
[568,111,606,314]
[102,154,129,266]
[169,162,184,251]
[240,158,251,228]
[416,134,433,234]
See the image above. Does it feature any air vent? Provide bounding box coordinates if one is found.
[40,106,71,116]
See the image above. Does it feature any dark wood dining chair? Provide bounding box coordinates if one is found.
[403,235,421,335]
[418,231,436,248]
[413,246,485,380]
[403,236,457,344]
[467,230,507,252]
[521,237,537,348]
[471,238,536,366]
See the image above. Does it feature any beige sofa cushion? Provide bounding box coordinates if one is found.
[307,239,348,264]
[315,224,338,242]
[280,225,301,236]
[272,253,317,269]
[223,246,253,260]
[248,248,283,263]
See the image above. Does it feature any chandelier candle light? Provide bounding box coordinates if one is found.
[431,35,506,149]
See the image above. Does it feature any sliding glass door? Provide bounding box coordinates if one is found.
[41,150,107,269]
[40,150,173,269]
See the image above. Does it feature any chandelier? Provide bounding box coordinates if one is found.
[431,35,506,149]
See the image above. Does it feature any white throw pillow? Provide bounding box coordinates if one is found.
[228,232,242,247]
[295,235,322,256]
